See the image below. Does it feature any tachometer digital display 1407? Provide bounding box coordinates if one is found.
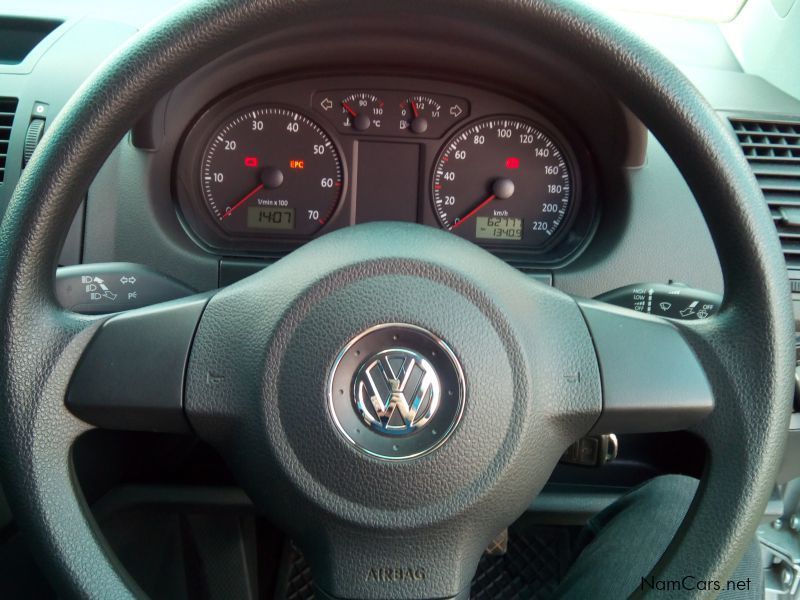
[200,106,344,237]
[432,116,574,249]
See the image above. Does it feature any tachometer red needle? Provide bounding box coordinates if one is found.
[342,102,358,118]
[451,194,496,230]
[222,183,264,220]
[410,99,419,118]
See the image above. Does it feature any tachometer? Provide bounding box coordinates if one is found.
[432,116,574,249]
[201,106,344,237]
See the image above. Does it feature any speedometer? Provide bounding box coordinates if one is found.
[432,116,574,249]
[201,106,344,238]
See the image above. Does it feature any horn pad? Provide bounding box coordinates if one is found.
[328,323,466,460]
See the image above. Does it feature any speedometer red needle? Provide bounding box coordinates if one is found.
[451,194,496,230]
[410,99,419,118]
[342,102,358,118]
[222,183,264,220]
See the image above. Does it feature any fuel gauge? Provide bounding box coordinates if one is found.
[396,93,469,137]
[400,95,442,134]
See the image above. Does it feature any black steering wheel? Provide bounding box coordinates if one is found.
[0,1,794,598]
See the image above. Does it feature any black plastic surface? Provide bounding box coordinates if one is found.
[218,258,268,286]
[56,262,194,314]
[218,257,554,288]
[578,299,715,434]
[355,141,420,224]
[58,200,84,266]
[0,17,61,66]
[66,294,209,433]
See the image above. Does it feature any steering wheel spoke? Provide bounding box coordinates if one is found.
[65,294,210,433]
[577,298,715,435]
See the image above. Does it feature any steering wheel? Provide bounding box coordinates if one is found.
[0,0,794,598]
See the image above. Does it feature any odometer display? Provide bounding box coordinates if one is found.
[200,106,343,238]
[432,116,573,249]
[475,216,523,241]
[246,207,295,230]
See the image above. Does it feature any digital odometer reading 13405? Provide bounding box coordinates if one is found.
[200,106,343,238]
[475,216,523,241]
[432,116,573,249]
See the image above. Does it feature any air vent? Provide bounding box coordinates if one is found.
[0,97,18,183]
[730,117,800,269]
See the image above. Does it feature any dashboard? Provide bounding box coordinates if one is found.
[174,76,596,266]
[2,0,798,300]
[2,1,800,597]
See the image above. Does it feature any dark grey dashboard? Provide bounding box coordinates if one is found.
[1,2,800,594]
[0,1,797,301]
[81,10,645,294]
[0,9,800,382]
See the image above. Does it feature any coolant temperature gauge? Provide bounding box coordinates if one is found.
[339,92,385,132]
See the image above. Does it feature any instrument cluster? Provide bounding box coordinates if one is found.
[175,76,597,266]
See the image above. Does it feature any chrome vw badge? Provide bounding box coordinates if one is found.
[327,324,465,460]
[354,349,440,435]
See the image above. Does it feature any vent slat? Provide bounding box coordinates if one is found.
[766,193,800,207]
[751,163,800,177]
[746,156,800,165]
[740,146,800,158]
[732,120,800,133]
[740,142,800,150]
[0,96,18,184]
[758,177,800,192]
[736,131,800,141]
[730,116,800,269]
[780,243,800,256]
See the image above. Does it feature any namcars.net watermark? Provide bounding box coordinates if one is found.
[641,576,752,593]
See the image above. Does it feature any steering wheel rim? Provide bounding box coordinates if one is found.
[0,0,794,598]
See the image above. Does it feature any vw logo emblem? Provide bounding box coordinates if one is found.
[327,324,466,460]
[354,349,441,435]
